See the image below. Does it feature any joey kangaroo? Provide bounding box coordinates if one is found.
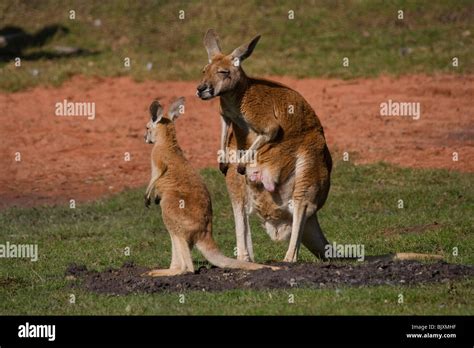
[196,29,442,264]
[143,97,276,276]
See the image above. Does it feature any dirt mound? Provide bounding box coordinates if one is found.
[66,260,474,294]
[1,74,473,209]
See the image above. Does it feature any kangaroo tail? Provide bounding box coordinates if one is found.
[362,252,443,262]
[196,238,277,271]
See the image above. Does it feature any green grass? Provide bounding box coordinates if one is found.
[0,162,473,315]
[0,0,473,91]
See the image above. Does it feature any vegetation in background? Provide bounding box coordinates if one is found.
[0,0,473,91]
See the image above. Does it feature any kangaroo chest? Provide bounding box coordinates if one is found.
[224,109,249,130]
[220,99,251,130]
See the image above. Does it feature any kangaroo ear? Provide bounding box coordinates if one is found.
[168,97,185,121]
[204,29,222,62]
[230,34,261,64]
[149,100,164,123]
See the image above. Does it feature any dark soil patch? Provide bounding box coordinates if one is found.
[66,260,474,295]
[0,276,26,289]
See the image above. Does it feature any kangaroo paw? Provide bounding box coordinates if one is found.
[237,164,246,175]
[219,162,229,176]
[144,195,151,208]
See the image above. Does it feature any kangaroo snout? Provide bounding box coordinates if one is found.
[144,129,154,144]
[196,84,214,100]
[197,84,207,93]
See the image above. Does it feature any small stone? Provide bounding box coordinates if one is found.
[399,47,413,56]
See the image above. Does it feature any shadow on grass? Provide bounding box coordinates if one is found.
[0,24,98,61]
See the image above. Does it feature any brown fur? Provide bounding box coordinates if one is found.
[143,98,277,276]
[197,29,332,262]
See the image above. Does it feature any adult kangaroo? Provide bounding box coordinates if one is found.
[196,29,332,262]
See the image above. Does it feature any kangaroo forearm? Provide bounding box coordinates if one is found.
[145,166,166,202]
[239,133,273,164]
[145,175,159,199]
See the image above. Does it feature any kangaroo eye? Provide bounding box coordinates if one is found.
[218,70,230,75]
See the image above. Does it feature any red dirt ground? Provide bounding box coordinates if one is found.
[1,74,473,209]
